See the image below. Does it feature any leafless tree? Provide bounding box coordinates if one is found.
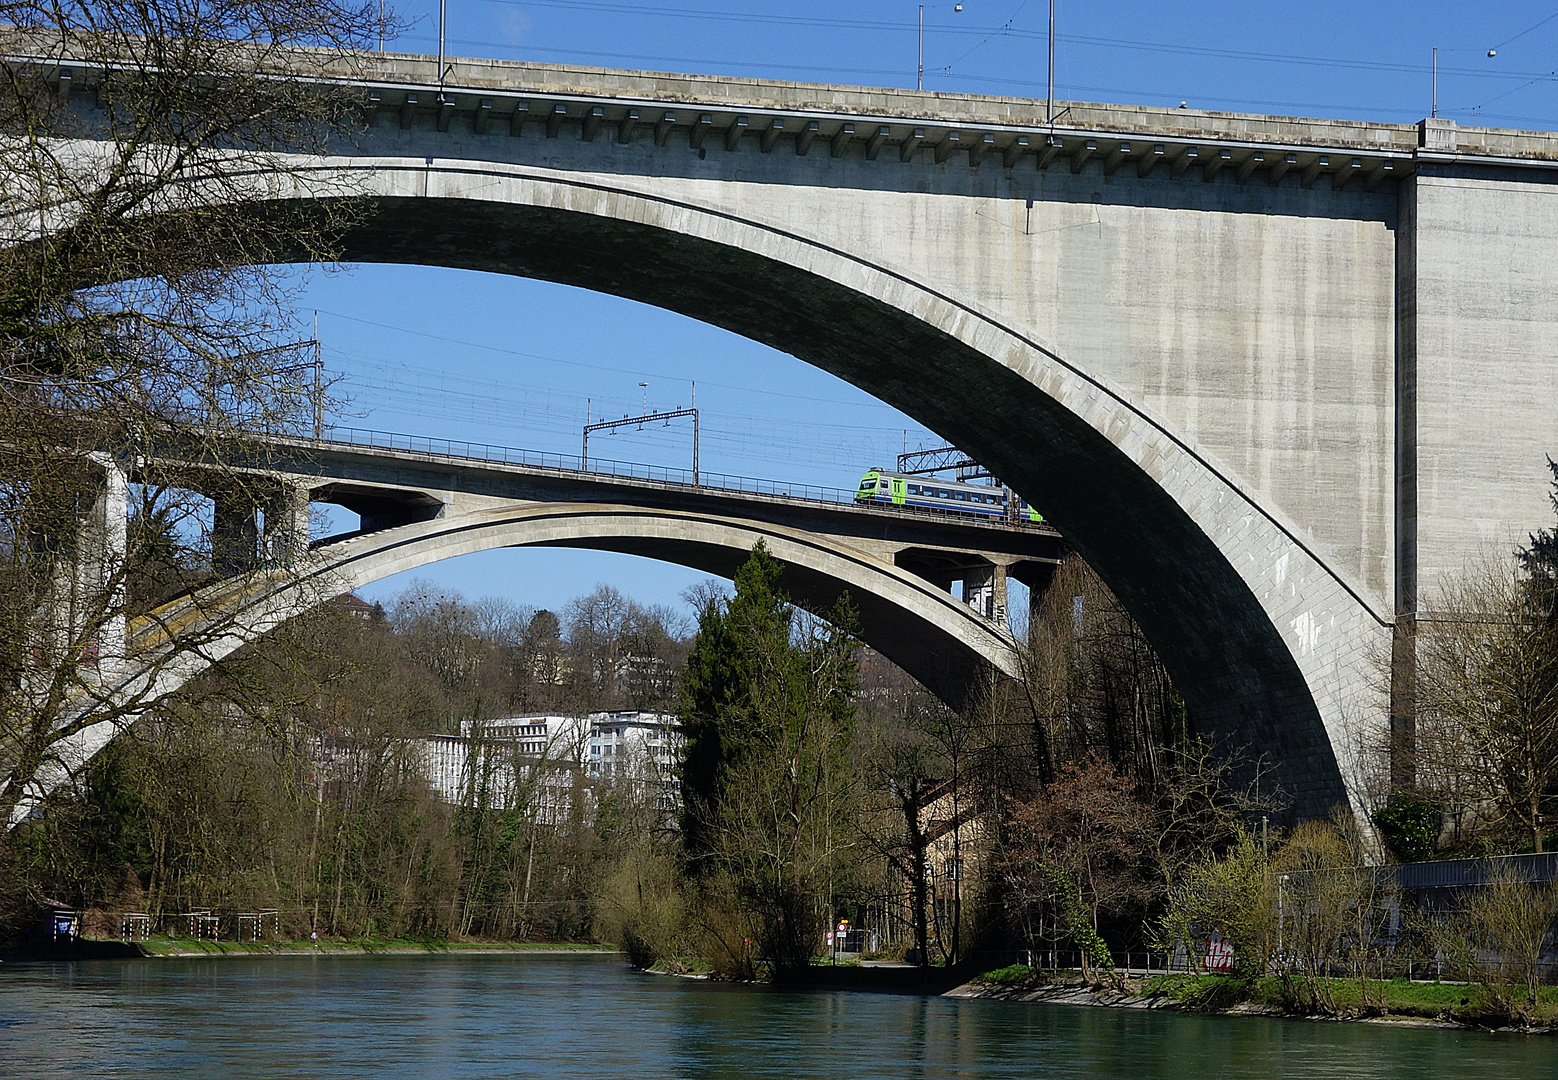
[0,0,389,833]
[1413,560,1558,852]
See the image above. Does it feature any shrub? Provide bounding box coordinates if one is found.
[1373,793,1442,863]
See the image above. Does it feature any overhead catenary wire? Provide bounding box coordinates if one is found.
[312,316,941,481]
[452,0,1558,83]
[400,35,1553,123]
[314,309,921,412]
[1488,9,1558,54]
[392,1,1558,124]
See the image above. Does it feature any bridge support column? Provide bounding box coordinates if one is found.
[87,456,129,676]
[30,455,128,684]
[80,455,128,680]
[214,482,313,575]
[963,563,1008,626]
[959,561,1009,620]
[211,491,261,577]
[261,484,311,568]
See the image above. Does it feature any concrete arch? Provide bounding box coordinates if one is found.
[8,501,1017,825]
[319,502,1021,692]
[37,134,1389,820]
[265,154,1380,818]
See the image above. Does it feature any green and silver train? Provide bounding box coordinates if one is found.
[854,469,1043,524]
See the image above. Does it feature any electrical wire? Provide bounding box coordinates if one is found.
[934,0,1035,75]
[446,0,1558,83]
[315,309,920,411]
[1489,9,1558,53]
[388,34,1554,121]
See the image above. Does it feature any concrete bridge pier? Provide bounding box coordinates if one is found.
[211,481,314,575]
[28,454,128,685]
[963,563,1007,625]
[893,550,1024,628]
[211,489,262,579]
[87,457,128,675]
[260,484,312,569]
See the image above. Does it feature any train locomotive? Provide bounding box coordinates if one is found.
[854,469,1043,524]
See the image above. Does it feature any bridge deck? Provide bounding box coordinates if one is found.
[29,40,1558,197]
[314,50,1558,178]
[284,427,1060,543]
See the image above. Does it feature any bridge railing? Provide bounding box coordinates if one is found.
[313,426,1043,531]
[319,426,850,505]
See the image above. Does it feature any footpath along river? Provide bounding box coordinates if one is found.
[1,952,1553,1078]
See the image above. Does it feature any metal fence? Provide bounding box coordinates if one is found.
[1001,947,1558,984]
[1394,851,1558,891]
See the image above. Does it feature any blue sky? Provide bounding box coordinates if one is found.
[299,2,1558,620]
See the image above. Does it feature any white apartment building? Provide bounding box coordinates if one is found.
[417,712,682,821]
[587,711,683,820]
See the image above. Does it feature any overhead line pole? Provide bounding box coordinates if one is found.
[918,4,924,91]
[582,406,700,486]
[1047,0,1056,124]
[438,0,447,103]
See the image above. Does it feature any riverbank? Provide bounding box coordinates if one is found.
[949,967,1557,1033]
[2,936,618,961]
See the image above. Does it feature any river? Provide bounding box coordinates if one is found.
[0,953,1551,1078]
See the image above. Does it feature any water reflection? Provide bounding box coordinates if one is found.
[0,954,1549,1079]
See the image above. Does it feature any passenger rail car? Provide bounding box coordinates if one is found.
[854,470,1043,524]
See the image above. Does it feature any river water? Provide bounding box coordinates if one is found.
[1,953,1552,1078]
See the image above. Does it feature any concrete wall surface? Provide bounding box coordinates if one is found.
[1403,167,1558,610]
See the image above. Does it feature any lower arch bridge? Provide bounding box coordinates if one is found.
[8,435,1063,826]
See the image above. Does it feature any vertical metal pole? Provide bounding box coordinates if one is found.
[312,311,323,439]
[437,0,447,103]
[1047,0,1056,123]
[378,0,385,50]
[1432,47,1438,118]
[313,340,323,440]
[691,382,699,486]
[918,5,924,91]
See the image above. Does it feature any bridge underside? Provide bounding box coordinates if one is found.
[7,484,1039,827]
[307,191,1354,818]
[301,499,1027,701]
[527,533,1002,702]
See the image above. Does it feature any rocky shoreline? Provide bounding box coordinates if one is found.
[943,978,1548,1034]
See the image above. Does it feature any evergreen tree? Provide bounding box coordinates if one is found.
[679,542,794,860]
[677,542,860,969]
[1518,458,1558,629]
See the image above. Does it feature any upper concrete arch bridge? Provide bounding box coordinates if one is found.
[21,47,1558,821]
